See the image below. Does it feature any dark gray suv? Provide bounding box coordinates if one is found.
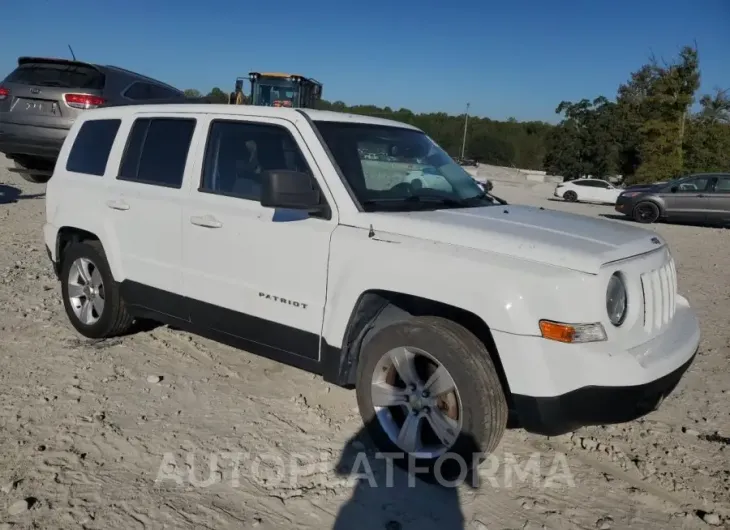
[615,172,730,226]
[0,56,184,183]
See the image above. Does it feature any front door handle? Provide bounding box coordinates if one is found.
[190,215,223,229]
[106,199,130,211]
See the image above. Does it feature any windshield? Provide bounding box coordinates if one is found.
[313,121,492,211]
[254,78,298,107]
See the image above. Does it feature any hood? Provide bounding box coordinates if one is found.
[624,182,665,191]
[364,205,666,274]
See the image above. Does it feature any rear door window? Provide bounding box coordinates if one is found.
[66,119,122,176]
[118,117,196,188]
[4,62,105,90]
[714,176,730,192]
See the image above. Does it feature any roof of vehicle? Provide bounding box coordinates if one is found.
[250,72,299,78]
[101,65,182,92]
[684,172,730,177]
[300,108,419,129]
[88,102,422,131]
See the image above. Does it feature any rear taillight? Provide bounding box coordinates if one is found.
[64,93,105,109]
[0,86,9,100]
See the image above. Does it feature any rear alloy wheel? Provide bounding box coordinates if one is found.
[60,241,134,338]
[356,317,508,484]
[563,190,578,202]
[13,159,52,184]
[632,201,660,223]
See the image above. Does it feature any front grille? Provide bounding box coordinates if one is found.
[641,257,677,333]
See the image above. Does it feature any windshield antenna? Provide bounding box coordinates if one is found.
[368,224,375,238]
[67,44,77,61]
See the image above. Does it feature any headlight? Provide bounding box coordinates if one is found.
[606,272,628,326]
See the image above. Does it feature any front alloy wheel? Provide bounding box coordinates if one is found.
[371,346,462,458]
[633,201,660,223]
[356,317,508,483]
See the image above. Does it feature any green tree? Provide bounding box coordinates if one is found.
[634,46,701,183]
[206,87,229,104]
[313,99,553,169]
[195,43,728,179]
[184,88,202,98]
[614,64,659,179]
[684,89,730,173]
[543,97,618,180]
[543,44,726,184]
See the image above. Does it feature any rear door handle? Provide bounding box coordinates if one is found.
[190,215,223,229]
[106,199,130,211]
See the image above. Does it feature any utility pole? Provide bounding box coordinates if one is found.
[460,102,470,159]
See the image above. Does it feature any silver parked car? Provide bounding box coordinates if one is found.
[0,56,184,183]
[615,173,730,225]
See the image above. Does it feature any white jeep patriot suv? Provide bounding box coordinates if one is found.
[43,102,700,474]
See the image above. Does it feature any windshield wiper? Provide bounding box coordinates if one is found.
[403,195,465,206]
[362,195,463,210]
[463,190,509,206]
[363,192,508,211]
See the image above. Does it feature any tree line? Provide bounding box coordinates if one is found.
[543,46,730,183]
[182,87,552,170]
[184,45,729,182]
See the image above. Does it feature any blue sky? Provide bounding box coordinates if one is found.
[1,0,727,123]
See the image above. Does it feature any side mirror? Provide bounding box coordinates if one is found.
[260,170,325,213]
[670,186,678,193]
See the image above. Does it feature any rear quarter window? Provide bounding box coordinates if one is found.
[5,62,105,90]
[65,119,122,176]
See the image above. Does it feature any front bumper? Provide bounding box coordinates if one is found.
[512,351,695,435]
[614,196,633,215]
[492,295,700,436]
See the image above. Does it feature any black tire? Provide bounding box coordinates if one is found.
[632,201,660,223]
[60,240,133,338]
[13,160,53,184]
[355,316,508,485]
[563,190,578,202]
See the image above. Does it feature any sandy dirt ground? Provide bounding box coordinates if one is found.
[0,158,728,529]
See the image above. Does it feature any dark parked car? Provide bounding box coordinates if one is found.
[0,56,185,183]
[615,173,730,225]
[456,157,478,166]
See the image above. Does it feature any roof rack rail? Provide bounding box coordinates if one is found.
[98,96,217,108]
